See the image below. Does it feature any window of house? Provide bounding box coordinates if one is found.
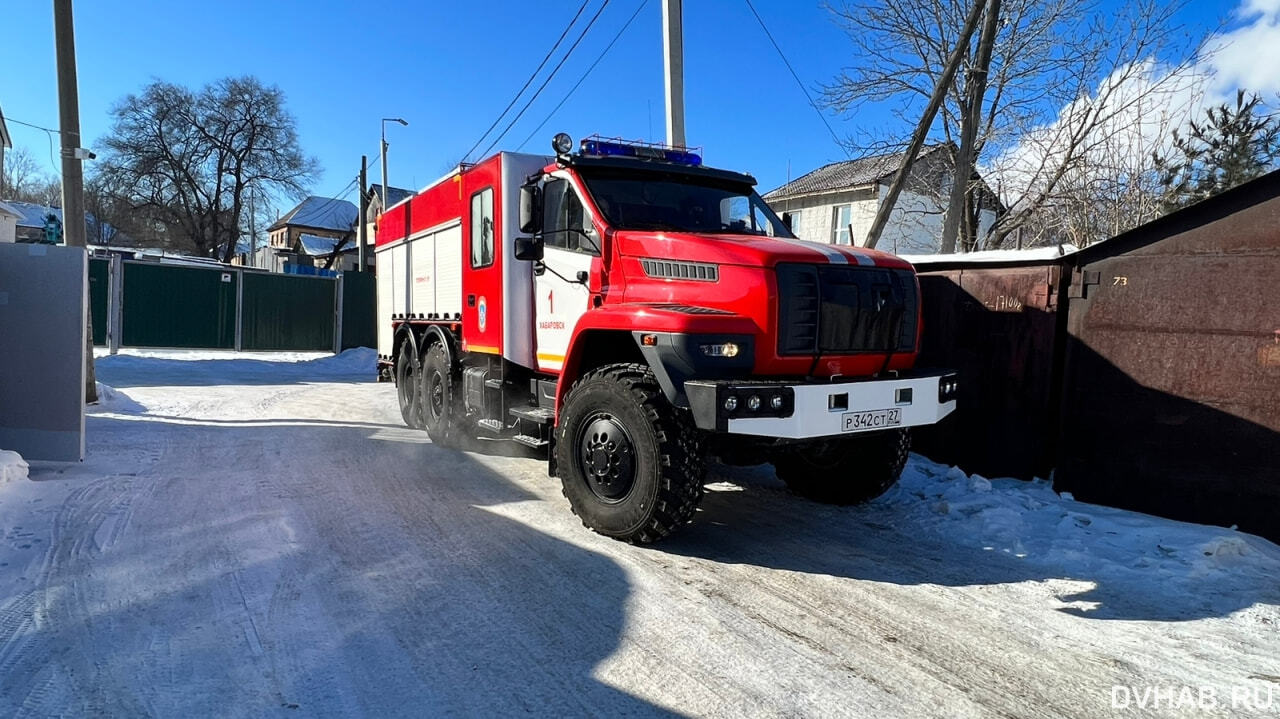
[831,204,853,245]
[542,178,596,254]
[470,187,494,268]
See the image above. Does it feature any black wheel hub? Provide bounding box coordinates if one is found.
[578,414,636,502]
[426,370,444,421]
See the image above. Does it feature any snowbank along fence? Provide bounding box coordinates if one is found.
[910,169,1280,542]
[89,257,376,353]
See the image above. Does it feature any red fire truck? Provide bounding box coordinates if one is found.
[376,134,957,543]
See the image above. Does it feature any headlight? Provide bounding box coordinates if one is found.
[770,394,785,410]
[701,342,740,358]
[723,396,738,411]
[747,395,762,411]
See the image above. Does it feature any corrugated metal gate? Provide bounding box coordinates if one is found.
[90,258,375,352]
[123,262,237,348]
[241,272,334,351]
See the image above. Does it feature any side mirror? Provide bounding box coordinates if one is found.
[519,185,542,234]
[781,212,793,231]
[514,236,544,262]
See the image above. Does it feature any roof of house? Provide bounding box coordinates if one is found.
[0,105,11,149]
[0,201,20,220]
[2,200,121,240]
[368,184,414,209]
[764,145,947,200]
[268,195,359,232]
[297,233,353,257]
[5,200,63,228]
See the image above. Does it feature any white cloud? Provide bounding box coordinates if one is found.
[988,0,1280,212]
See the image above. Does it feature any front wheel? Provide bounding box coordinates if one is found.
[772,429,910,505]
[555,363,705,543]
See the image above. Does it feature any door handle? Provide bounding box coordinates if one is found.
[467,294,476,307]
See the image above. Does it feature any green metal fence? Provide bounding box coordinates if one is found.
[241,272,334,351]
[94,259,373,352]
[89,258,109,345]
[122,263,237,348]
[340,271,376,350]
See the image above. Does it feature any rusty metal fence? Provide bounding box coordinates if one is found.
[911,171,1280,541]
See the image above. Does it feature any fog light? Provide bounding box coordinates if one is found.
[747,395,761,411]
[701,342,740,358]
[770,394,784,410]
[723,396,738,411]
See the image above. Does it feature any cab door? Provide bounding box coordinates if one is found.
[534,175,598,372]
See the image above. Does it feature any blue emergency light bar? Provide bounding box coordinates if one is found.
[580,138,702,167]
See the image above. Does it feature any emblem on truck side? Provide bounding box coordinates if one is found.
[478,296,487,332]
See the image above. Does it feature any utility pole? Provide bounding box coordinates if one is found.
[864,0,987,250]
[248,187,257,267]
[662,0,686,148]
[380,117,408,237]
[358,156,368,272]
[54,0,96,402]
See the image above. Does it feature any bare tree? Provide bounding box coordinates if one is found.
[824,0,1197,251]
[95,77,318,259]
[1,146,62,206]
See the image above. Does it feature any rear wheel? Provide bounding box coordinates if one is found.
[396,338,422,429]
[555,363,705,543]
[419,342,458,446]
[772,429,910,505]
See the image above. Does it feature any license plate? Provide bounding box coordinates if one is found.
[841,408,901,432]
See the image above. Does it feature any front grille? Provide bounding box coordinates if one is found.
[776,263,917,355]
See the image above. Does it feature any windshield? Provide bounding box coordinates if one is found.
[578,169,793,237]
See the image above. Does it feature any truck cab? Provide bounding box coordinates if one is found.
[377,134,957,543]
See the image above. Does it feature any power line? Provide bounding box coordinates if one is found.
[742,0,848,156]
[518,0,651,152]
[476,0,612,160]
[6,115,63,173]
[461,0,593,163]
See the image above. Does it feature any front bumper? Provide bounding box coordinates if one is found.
[684,370,958,439]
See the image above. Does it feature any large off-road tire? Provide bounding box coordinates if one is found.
[419,342,459,446]
[396,338,422,429]
[555,363,705,543]
[772,429,910,505]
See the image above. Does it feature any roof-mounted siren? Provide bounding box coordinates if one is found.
[578,135,702,167]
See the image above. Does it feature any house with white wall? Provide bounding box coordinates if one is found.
[764,145,1000,255]
[0,202,18,243]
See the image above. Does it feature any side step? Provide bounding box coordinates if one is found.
[509,406,555,424]
[476,418,504,434]
[512,434,549,449]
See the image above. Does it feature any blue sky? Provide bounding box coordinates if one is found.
[1,1,1237,214]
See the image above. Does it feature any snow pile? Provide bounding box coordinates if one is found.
[879,456,1280,615]
[307,347,377,378]
[91,382,146,413]
[95,347,377,385]
[898,244,1078,265]
[0,450,29,484]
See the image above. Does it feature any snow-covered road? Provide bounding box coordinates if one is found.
[2,350,1278,717]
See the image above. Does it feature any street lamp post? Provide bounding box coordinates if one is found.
[380,117,409,217]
